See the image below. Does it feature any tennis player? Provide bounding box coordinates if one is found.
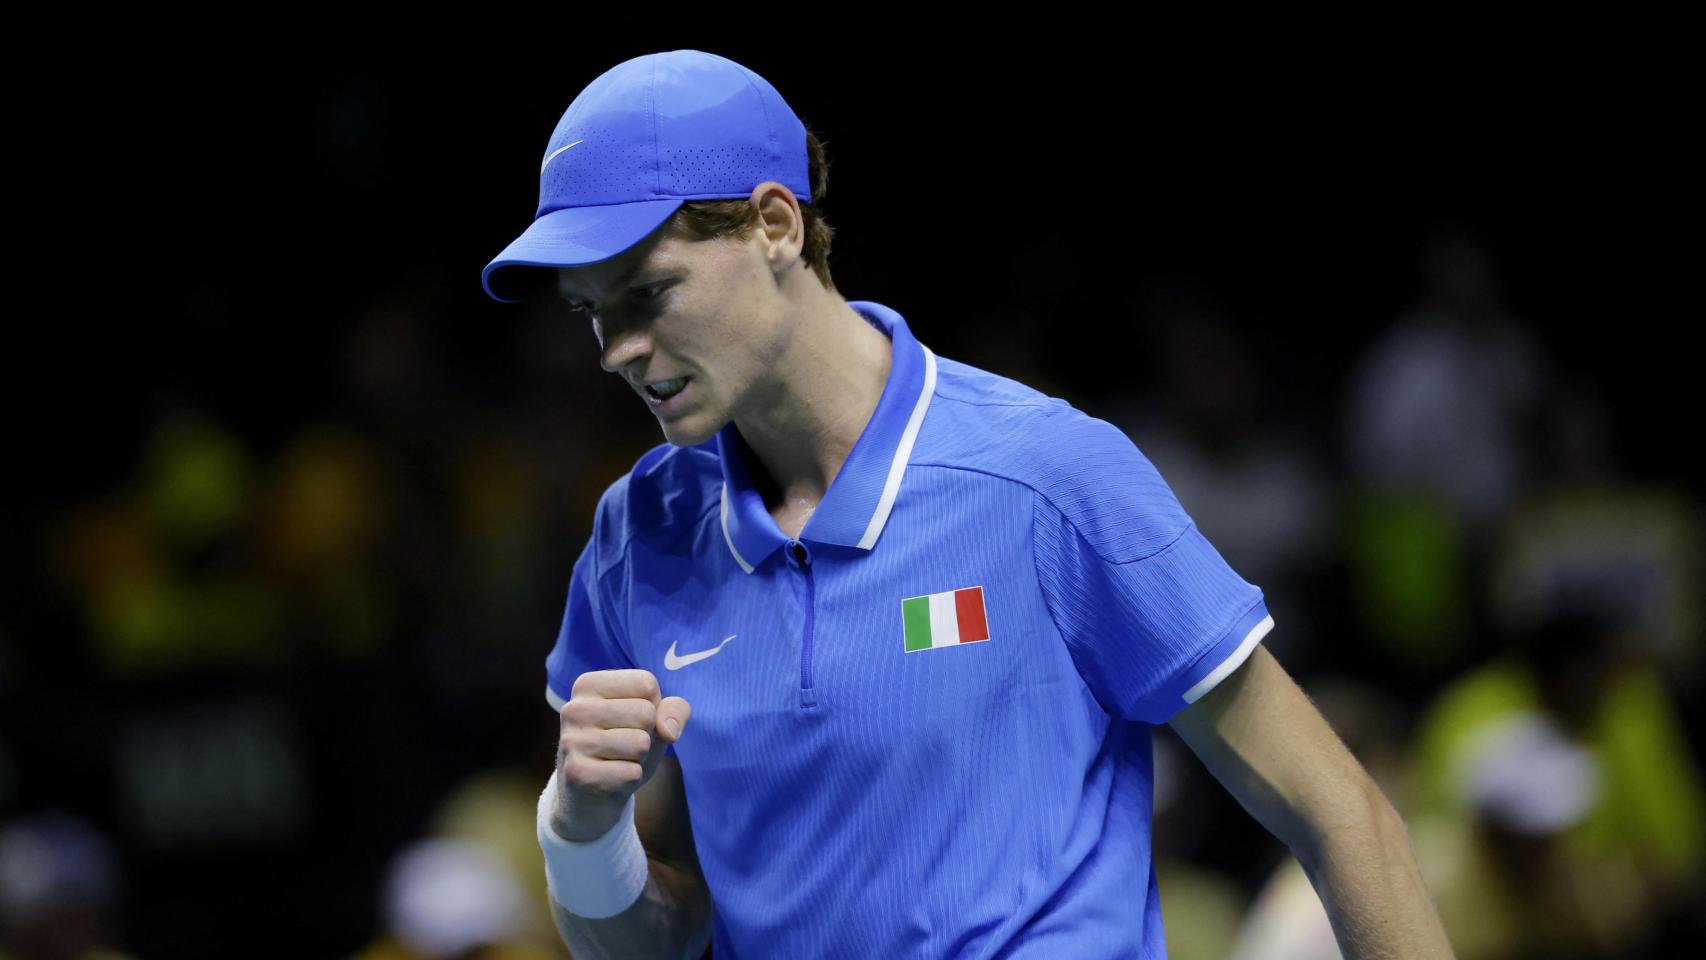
[482,49,1453,960]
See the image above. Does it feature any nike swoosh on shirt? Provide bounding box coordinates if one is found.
[664,635,737,671]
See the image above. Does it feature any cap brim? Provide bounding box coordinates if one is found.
[481,198,686,303]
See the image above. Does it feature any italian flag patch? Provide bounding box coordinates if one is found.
[902,586,991,652]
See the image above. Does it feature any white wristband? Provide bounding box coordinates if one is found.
[536,767,649,919]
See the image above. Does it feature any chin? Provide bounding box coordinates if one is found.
[659,418,720,448]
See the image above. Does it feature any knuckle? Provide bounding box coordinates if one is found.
[559,728,590,758]
[561,697,596,727]
[617,727,652,758]
[561,755,590,785]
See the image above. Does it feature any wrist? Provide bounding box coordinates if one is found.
[536,768,649,919]
[549,792,626,843]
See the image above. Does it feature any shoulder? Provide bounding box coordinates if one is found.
[917,354,1192,563]
[587,440,722,576]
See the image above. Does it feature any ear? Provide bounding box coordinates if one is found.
[749,181,805,272]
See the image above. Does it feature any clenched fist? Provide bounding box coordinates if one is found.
[551,668,691,842]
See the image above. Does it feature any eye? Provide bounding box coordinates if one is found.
[564,280,668,319]
[631,281,670,303]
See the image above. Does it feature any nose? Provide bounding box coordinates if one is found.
[596,314,651,374]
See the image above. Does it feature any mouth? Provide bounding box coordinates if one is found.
[642,376,692,414]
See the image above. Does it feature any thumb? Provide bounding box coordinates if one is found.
[656,695,691,743]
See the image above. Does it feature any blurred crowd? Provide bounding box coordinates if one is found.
[2,215,1700,959]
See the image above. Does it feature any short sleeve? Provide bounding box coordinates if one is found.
[1030,424,1274,725]
[544,531,636,715]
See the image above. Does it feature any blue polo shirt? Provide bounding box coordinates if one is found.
[544,300,1274,959]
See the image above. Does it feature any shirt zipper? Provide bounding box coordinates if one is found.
[789,539,818,708]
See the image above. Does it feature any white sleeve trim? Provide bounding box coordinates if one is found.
[546,685,568,713]
[1182,614,1275,704]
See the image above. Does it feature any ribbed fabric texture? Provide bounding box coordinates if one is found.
[541,305,1270,958]
[1034,504,1267,724]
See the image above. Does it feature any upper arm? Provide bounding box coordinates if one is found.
[631,752,713,951]
[1021,405,1277,724]
[547,533,639,708]
[1167,644,1385,861]
[634,750,709,909]
[1032,488,1273,724]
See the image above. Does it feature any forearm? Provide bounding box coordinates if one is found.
[1294,779,1454,960]
[549,855,712,960]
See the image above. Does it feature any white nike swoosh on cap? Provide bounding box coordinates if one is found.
[664,635,737,671]
[540,139,585,175]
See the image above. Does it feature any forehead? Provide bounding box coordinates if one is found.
[556,232,691,301]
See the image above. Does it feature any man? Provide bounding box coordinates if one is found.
[482,49,1454,960]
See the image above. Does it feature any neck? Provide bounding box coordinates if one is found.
[734,285,892,517]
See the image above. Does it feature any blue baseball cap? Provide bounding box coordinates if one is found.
[481,50,813,303]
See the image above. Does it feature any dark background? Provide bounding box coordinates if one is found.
[3,18,1699,959]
